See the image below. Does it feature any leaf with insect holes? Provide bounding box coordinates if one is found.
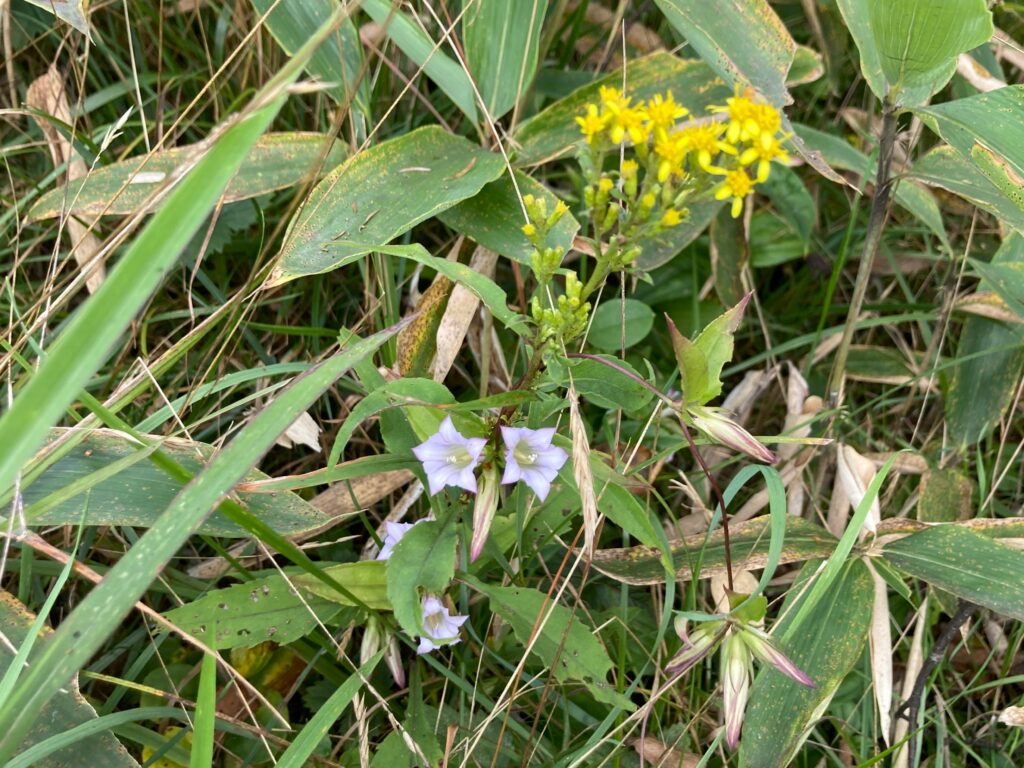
[163,573,350,650]
[668,294,750,406]
[0,590,140,766]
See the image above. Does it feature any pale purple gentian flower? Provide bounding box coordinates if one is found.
[416,595,469,655]
[500,426,568,501]
[376,521,416,561]
[412,416,487,496]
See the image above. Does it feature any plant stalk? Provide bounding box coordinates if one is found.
[827,101,899,409]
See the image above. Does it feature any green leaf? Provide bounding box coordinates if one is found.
[462,0,548,120]
[590,516,838,586]
[915,87,1024,212]
[386,520,457,639]
[437,171,579,263]
[636,198,724,270]
[866,0,992,106]
[587,299,654,352]
[589,463,663,550]
[834,0,886,102]
[268,127,504,284]
[10,428,329,537]
[759,165,814,247]
[909,145,1024,233]
[361,0,478,122]
[249,0,369,115]
[463,577,634,710]
[794,124,949,247]
[667,319,709,406]
[947,233,1024,447]
[692,293,749,404]
[30,133,345,220]
[786,45,824,87]
[369,244,528,336]
[0,590,140,767]
[294,561,392,610]
[971,259,1024,319]
[882,525,1024,621]
[190,653,216,768]
[739,560,874,768]
[653,0,796,106]
[511,52,730,166]
[562,355,654,412]
[162,573,347,650]
[276,654,381,768]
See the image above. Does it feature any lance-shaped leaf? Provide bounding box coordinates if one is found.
[269,127,504,285]
[30,133,346,220]
[385,520,457,640]
[462,0,548,121]
[653,0,796,107]
[881,525,1024,621]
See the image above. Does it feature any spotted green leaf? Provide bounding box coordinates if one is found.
[30,133,345,220]
[269,127,504,285]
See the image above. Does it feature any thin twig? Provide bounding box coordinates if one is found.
[895,600,977,765]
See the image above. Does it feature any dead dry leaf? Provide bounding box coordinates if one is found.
[274,410,322,451]
[866,560,893,745]
[26,67,105,293]
[568,383,598,558]
[836,444,880,535]
[432,247,497,382]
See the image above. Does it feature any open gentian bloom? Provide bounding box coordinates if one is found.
[416,595,469,655]
[500,426,569,502]
[412,416,486,496]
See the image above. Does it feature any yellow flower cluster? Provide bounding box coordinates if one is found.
[575,85,791,219]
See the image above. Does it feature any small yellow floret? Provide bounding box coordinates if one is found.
[522,223,537,237]
[739,132,790,182]
[714,169,755,218]
[575,103,608,144]
[660,209,683,228]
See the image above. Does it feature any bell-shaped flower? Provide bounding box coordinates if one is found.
[689,405,777,465]
[412,416,486,496]
[666,617,724,678]
[500,426,569,501]
[416,595,469,655]
[739,625,815,688]
[376,521,414,561]
[469,465,500,563]
[720,629,753,749]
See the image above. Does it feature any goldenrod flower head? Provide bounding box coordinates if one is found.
[645,92,688,139]
[521,222,537,237]
[641,192,657,210]
[598,85,629,113]
[715,169,755,218]
[740,132,791,182]
[553,200,570,217]
[620,159,639,179]
[597,177,614,193]
[711,86,784,144]
[660,209,683,228]
[678,121,737,172]
[575,103,608,144]
[522,194,536,208]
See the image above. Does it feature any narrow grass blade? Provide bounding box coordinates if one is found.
[189,652,217,768]
[275,653,382,768]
